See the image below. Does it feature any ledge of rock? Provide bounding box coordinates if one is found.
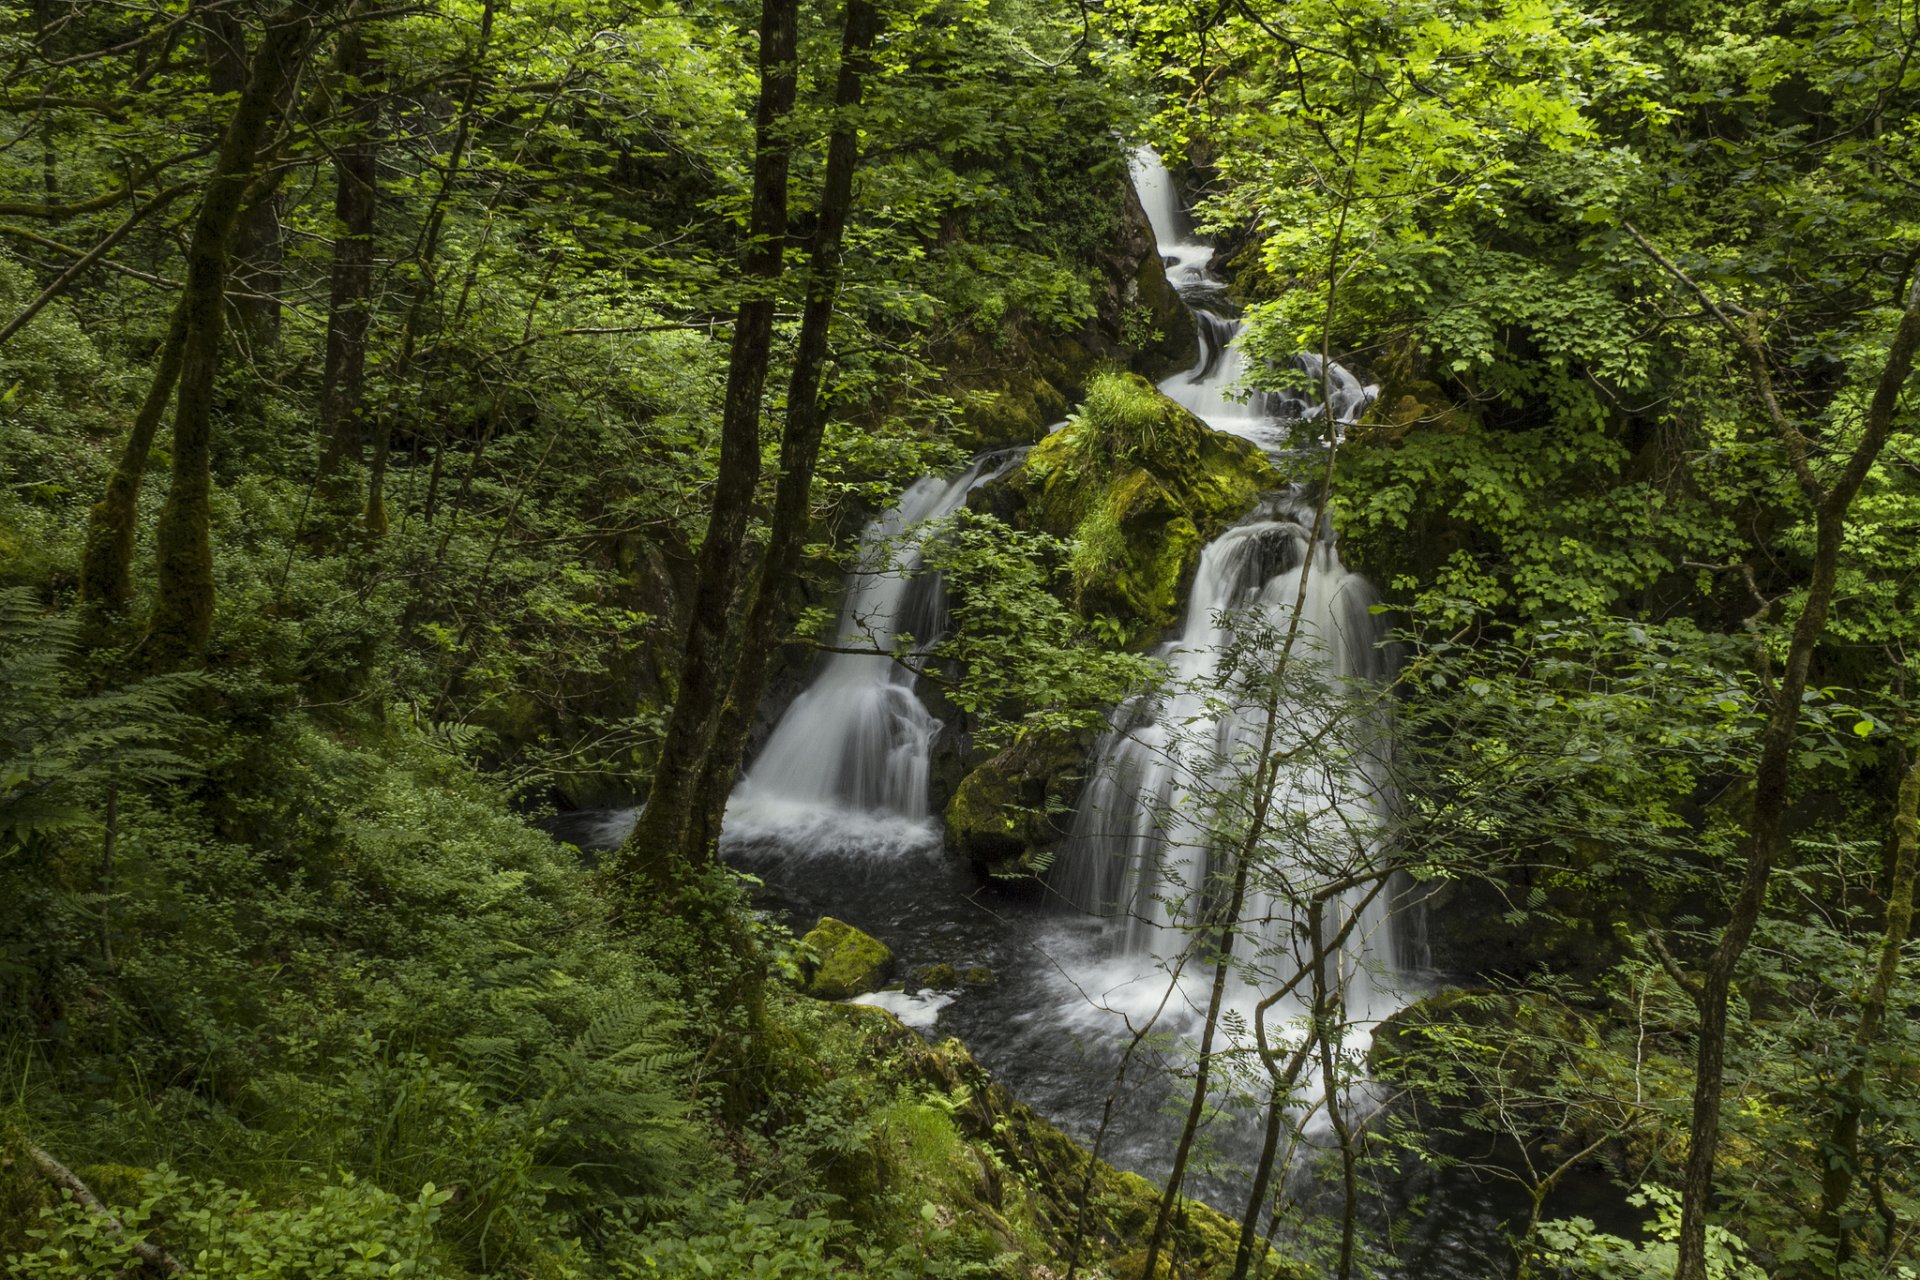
[976,370,1279,647]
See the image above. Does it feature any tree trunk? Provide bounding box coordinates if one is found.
[145,2,331,668]
[687,0,881,853]
[364,0,495,539]
[616,0,798,883]
[312,14,380,514]
[1671,269,1920,1280]
[1810,753,1920,1265]
[79,307,188,619]
[200,0,284,347]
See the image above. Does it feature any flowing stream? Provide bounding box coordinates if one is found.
[723,454,1016,856]
[554,149,1516,1276]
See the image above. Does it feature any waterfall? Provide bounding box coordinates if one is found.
[723,452,1017,854]
[1047,149,1407,1071]
[1132,150,1378,450]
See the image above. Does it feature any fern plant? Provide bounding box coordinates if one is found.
[0,588,202,857]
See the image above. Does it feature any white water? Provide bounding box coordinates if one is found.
[1042,149,1409,1111]
[723,453,1016,854]
[1131,151,1378,450]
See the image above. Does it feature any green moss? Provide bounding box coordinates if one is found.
[989,372,1278,646]
[944,727,1089,872]
[918,963,960,989]
[0,1123,55,1257]
[962,966,995,987]
[808,1002,1301,1278]
[800,917,895,1000]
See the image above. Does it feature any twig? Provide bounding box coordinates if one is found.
[25,1143,188,1275]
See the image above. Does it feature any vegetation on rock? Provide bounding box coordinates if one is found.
[981,372,1278,646]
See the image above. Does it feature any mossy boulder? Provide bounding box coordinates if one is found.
[918,962,960,989]
[819,1000,1313,1279]
[979,371,1278,647]
[944,726,1092,874]
[800,917,895,1000]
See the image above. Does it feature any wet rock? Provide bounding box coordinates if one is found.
[918,962,960,989]
[962,966,995,987]
[944,726,1091,875]
[800,917,895,1000]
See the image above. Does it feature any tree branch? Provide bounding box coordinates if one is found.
[26,1143,188,1276]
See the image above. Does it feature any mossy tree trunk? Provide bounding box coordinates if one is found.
[688,0,881,856]
[79,309,188,620]
[199,0,286,350]
[144,1,335,668]
[311,12,380,519]
[617,0,798,884]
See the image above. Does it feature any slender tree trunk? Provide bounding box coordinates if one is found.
[687,0,880,853]
[79,306,188,618]
[617,0,798,883]
[200,0,284,347]
[364,0,494,538]
[1139,757,1278,1280]
[145,1,331,667]
[312,14,380,510]
[1314,977,1359,1280]
[1664,268,1920,1280]
[1233,901,1328,1280]
[1810,753,1920,1264]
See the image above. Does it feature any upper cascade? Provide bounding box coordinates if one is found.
[1129,148,1379,449]
[1038,151,1414,1102]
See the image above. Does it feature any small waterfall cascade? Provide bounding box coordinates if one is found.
[1130,150,1378,449]
[1049,150,1407,1052]
[1052,500,1400,1023]
[724,453,1015,852]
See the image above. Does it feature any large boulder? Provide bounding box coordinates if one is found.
[977,371,1278,647]
[800,917,895,1000]
[944,727,1092,875]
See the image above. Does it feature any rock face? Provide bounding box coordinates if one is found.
[976,371,1279,648]
[821,1000,1313,1280]
[935,170,1197,451]
[800,917,895,1000]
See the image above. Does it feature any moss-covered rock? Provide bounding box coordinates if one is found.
[800,916,895,1000]
[817,1000,1314,1279]
[979,372,1278,647]
[944,726,1092,874]
[918,962,960,989]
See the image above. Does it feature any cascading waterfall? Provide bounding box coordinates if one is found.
[723,453,1015,853]
[1050,150,1407,1072]
[1130,151,1378,448]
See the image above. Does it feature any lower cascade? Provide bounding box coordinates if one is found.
[723,453,1015,852]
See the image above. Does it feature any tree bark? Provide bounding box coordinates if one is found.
[79,305,188,619]
[617,0,798,883]
[312,13,380,511]
[1810,752,1920,1265]
[687,0,880,855]
[26,1143,186,1276]
[200,0,285,347]
[144,1,332,668]
[1660,266,1920,1280]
